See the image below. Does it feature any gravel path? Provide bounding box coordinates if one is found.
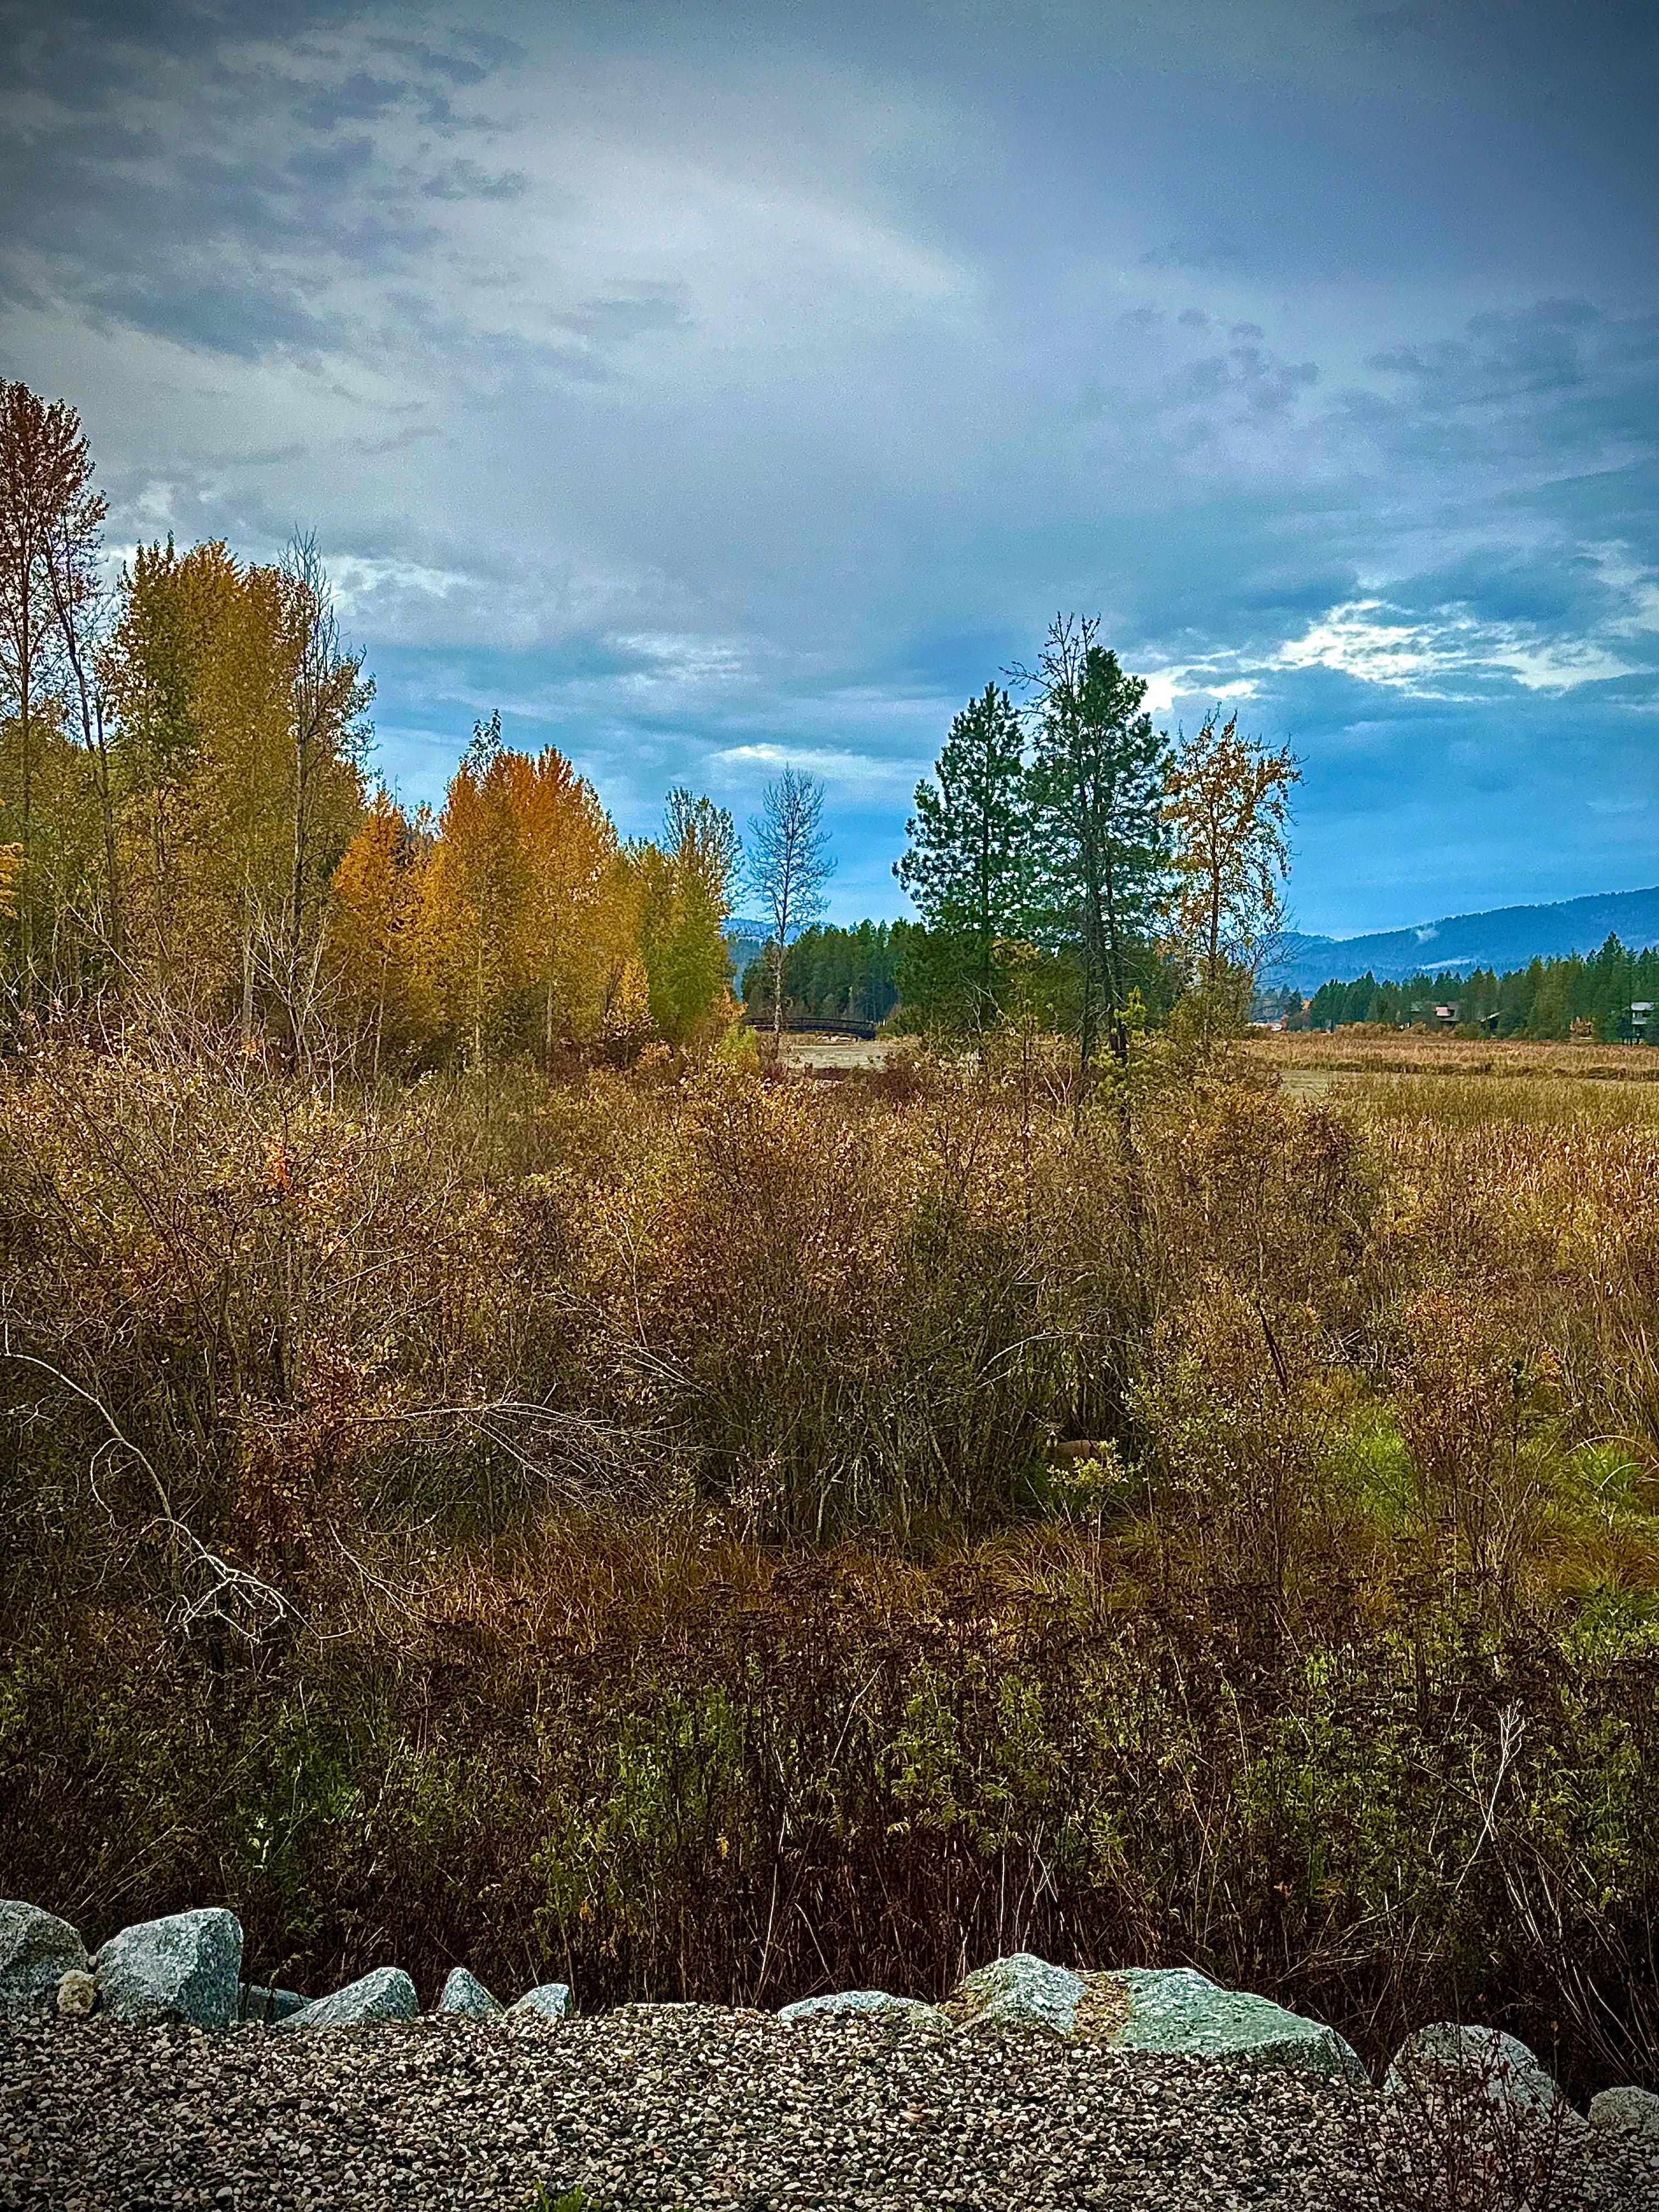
[3,2008,1653,2212]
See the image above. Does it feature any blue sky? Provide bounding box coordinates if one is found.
[2,0,1654,932]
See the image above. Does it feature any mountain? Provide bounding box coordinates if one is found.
[1274,887,1659,995]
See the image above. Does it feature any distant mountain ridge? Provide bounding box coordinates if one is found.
[1276,887,1659,994]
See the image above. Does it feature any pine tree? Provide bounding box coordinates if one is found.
[1023,618,1168,1066]
[894,682,1030,1034]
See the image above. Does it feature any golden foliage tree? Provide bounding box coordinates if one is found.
[1163,713,1299,1016]
[102,537,370,1020]
[327,788,429,1074]
[405,717,651,1065]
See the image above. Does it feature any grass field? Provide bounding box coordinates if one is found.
[1255,1029,1659,1084]
[3,1024,1657,2098]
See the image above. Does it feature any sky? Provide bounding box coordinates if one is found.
[1,0,1655,934]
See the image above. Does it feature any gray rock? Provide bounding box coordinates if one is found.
[278,1967,417,2032]
[1111,1967,1366,2083]
[437,1966,502,2019]
[780,1989,950,2028]
[1385,2023,1565,2112]
[55,1970,97,2017]
[951,1954,1086,2037]
[238,1983,306,2024]
[1589,2086,1659,2137]
[0,1902,88,2015]
[94,1908,241,2032]
[507,1983,573,2021]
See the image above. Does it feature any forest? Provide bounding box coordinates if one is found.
[1304,936,1659,1040]
[3,380,1657,2111]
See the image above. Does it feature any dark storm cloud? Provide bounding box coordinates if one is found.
[0,0,1654,931]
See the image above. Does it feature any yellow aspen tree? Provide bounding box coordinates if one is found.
[104,538,258,987]
[506,744,619,1057]
[414,715,538,1063]
[328,788,426,1074]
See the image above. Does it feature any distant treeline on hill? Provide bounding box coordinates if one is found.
[1305,933,1659,1040]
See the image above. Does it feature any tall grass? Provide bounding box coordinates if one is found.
[2,1028,1658,2095]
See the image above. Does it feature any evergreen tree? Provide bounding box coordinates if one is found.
[894,681,1030,1032]
[1023,618,1168,1065]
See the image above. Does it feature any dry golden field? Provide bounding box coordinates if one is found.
[1254,1028,1659,1088]
[4,1030,1658,2094]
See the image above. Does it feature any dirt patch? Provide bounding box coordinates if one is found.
[936,1971,1132,2042]
[1075,1973,1133,2044]
[778,1033,894,1073]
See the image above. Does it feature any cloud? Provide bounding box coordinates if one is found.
[1,0,1655,934]
[713,743,914,790]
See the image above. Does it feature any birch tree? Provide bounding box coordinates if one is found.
[746,768,833,1050]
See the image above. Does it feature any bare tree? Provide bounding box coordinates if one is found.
[280,531,374,978]
[37,419,118,964]
[0,382,105,993]
[746,768,833,1051]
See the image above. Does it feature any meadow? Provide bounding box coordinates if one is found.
[2,1023,1657,2101]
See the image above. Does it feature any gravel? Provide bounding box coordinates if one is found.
[3,2007,1655,2211]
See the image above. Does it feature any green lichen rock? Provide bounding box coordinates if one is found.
[278,1966,417,2031]
[1589,2087,1659,2137]
[1386,2024,1565,2111]
[780,1990,949,2028]
[946,1955,1363,2078]
[239,1983,306,2024]
[1110,1967,1365,2081]
[0,1903,88,2016]
[950,1955,1086,2037]
[507,1983,573,2021]
[437,1967,503,2019]
[94,1909,242,2032]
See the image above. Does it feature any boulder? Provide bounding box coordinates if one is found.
[1588,2086,1659,2137]
[94,1908,241,2031]
[0,1901,88,2015]
[780,1989,950,2028]
[949,1954,1087,2037]
[1385,2023,1565,2113]
[1110,1967,1365,2083]
[437,1966,503,2019]
[507,1983,573,2021]
[944,1954,1363,2079]
[278,1967,418,2032]
[238,1983,306,2024]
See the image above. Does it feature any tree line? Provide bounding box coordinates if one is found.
[1304,934,1659,1041]
[0,380,779,1068]
[3,376,1303,1071]
[740,920,907,1028]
